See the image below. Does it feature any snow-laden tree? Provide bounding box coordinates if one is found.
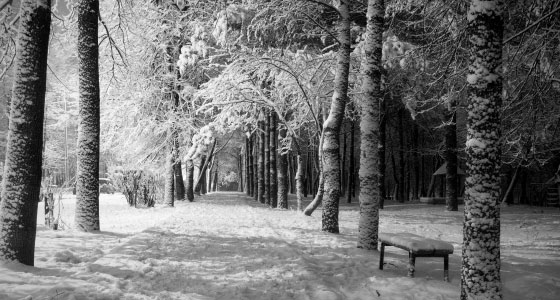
[321,0,352,233]
[356,0,384,250]
[0,0,51,265]
[75,0,101,232]
[461,0,505,299]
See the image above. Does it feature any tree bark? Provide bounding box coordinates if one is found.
[277,125,288,209]
[357,0,384,250]
[303,133,325,216]
[264,110,271,204]
[75,0,101,231]
[296,153,304,211]
[398,109,405,202]
[321,1,351,233]
[253,134,258,201]
[379,91,386,209]
[347,120,355,203]
[186,159,194,201]
[270,112,278,208]
[461,1,504,299]
[0,0,51,265]
[164,142,175,206]
[246,135,252,196]
[445,112,458,211]
[258,113,265,203]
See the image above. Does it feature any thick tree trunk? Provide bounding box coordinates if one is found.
[357,0,384,250]
[445,112,458,211]
[461,1,504,299]
[164,142,175,206]
[277,126,288,209]
[270,112,278,207]
[341,130,347,196]
[321,1,351,233]
[0,0,51,265]
[75,0,101,231]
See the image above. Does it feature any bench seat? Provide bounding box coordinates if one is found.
[378,232,454,281]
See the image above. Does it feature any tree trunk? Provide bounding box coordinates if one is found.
[270,112,278,208]
[0,0,51,265]
[445,112,458,211]
[341,129,347,196]
[277,125,288,209]
[379,90,386,209]
[413,124,420,200]
[246,135,252,196]
[258,113,265,203]
[347,120,355,203]
[296,153,304,211]
[304,133,325,216]
[195,156,205,195]
[321,0,351,233]
[357,0,384,250]
[185,159,194,201]
[164,141,175,206]
[238,150,243,192]
[253,135,258,201]
[461,1,504,299]
[398,109,405,202]
[264,110,271,204]
[75,0,101,231]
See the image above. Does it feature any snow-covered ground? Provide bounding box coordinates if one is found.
[0,191,559,299]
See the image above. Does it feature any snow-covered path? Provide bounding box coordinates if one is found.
[1,192,559,299]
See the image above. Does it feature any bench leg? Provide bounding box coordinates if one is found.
[408,252,415,277]
[379,243,385,270]
[444,255,449,282]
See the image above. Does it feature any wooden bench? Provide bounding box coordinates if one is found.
[378,233,454,281]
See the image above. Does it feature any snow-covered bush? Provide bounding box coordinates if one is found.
[112,170,162,208]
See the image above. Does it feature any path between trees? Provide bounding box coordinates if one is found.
[1,192,559,299]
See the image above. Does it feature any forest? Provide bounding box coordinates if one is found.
[0,0,559,299]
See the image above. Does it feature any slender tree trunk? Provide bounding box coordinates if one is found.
[0,0,51,265]
[379,91,386,209]
[304,133,325,216]
[347,120,355,203]
[398,109,405,202]
[461,1,504,299]
[186,159,194,201]
[253,135,258,200]
[164,142,175,206]
[258,114,265,203]
[270,112,278,207]
[413,124,420,200]
[277,125,288,209]
[296,153,304,211]
[357,0,384,250]
[341,129,347,196]
[264,110,271,205]
[75,0,101,231]
[445,112,458,211]
[238,150,243,192]
[195,156,205,195]
[246,135,251,195]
